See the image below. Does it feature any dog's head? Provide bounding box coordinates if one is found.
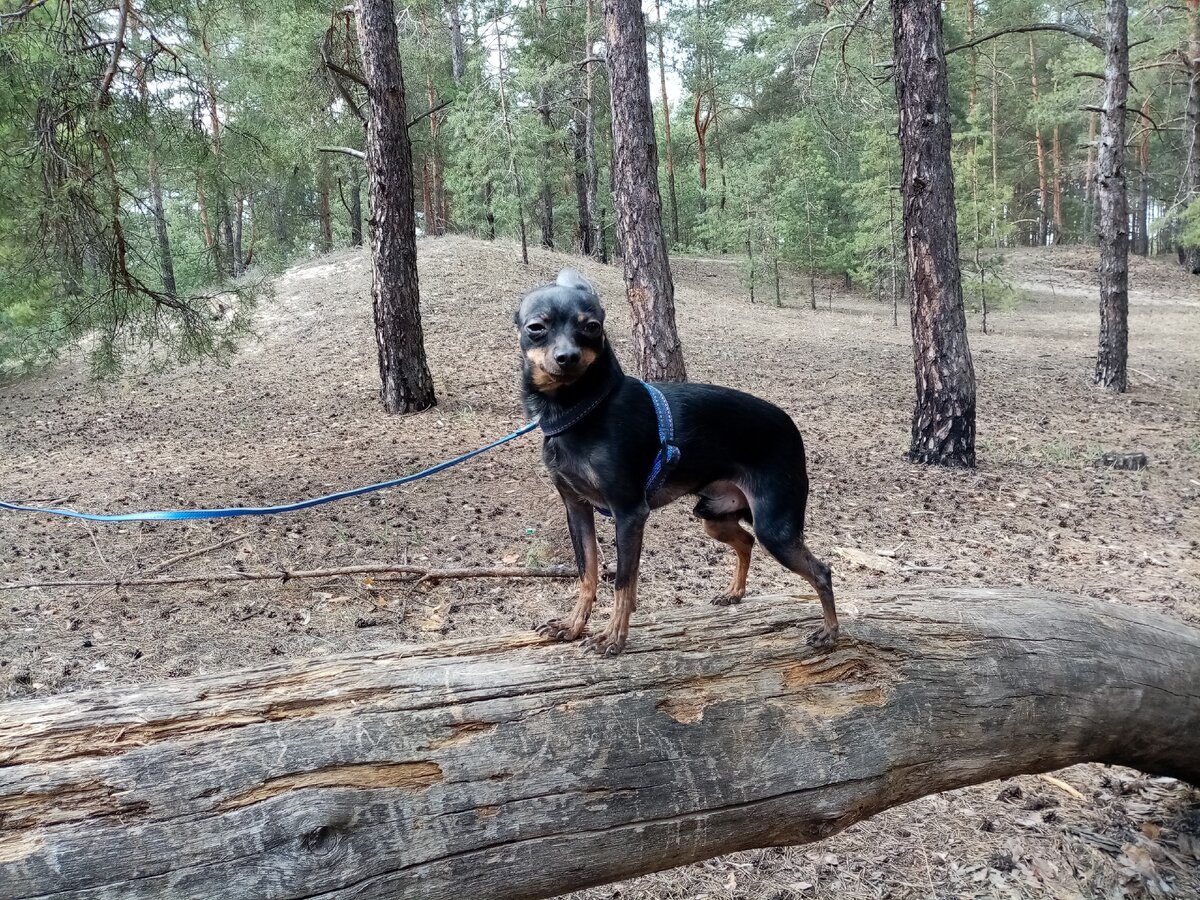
[515,269,607,393]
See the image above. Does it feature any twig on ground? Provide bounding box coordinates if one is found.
[1,563,575,591]
[139,534,251,578]
[1039,773,1086,800]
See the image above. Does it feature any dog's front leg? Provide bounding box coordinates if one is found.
[583,506,647,658]
[538,490,597,642]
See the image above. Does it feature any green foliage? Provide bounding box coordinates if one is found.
[2,0,1198,376]
[1180,197,1200,251]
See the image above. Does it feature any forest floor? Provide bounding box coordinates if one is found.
[2,238,1199,899]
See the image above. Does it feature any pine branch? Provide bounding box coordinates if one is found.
[947,23,1104,55]
[318,146,366,160]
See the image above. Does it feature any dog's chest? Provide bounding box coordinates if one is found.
[543,440,609,505]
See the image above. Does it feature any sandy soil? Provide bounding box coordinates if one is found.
[2,238,1198,898]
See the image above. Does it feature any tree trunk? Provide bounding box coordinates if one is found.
[582,0,602,259]
[1029,38,1049,246]
[2,590,1197,900]
[355,0,437,413]
[1095,0,1130,392]
[422,157,434,236]
[538,101,555,250]
[966,0,977,113]
[1179,0,1200,272]
[746,201,755,303]
[598,205,608,262]
[234,192,245,270]
[427,74,446,237]
[991,43,1000,247]
[694,54,712,235]
[148,152,177,298]
[200,36,229,277]
[1134,99,1151,257]
[483,178,496,240]
[573,102,592,255]
[608,117,622,261]
[219,197,237,277]
[1051,125,1064,244]
[893,0,977,467]
[318,157,335,252]
[716,125,727,217]
[888,163,900,328]
[137,51,178,299]
[272,193,289,251]
[197,174,219,274]
[446,0,466,85]
[603,0,687,381]
[244,196,259,266]
[493,13,528,264]
[1085,111,1098,240]
[350,176,363,247]
[654,0,680,244]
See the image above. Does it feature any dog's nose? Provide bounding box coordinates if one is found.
[555,348,581,367]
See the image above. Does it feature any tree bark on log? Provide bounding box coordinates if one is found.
[354,0,436,413]
[892,0,977,466]
[1095,0,1130,392]
[603,0,687,381]
[2,589,1197,900]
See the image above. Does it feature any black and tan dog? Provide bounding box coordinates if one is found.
[518,269,837,657]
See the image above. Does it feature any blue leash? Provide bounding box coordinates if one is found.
[1,382,678,525]
[0,422,539,523]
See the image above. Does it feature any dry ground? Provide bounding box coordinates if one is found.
[2,238,1199,898]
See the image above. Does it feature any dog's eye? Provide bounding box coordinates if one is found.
[582,320,602,336]
[525,321,547,337]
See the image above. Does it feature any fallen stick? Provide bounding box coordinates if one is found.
[138,533,251,578]
[0,563,575,591]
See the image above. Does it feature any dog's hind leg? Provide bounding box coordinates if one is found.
[538,491,597,642]
[701,515,755,606]
[752,495,838,649]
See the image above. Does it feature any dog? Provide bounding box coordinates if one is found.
[517,269,837,657]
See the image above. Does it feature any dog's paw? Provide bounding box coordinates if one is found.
[581,631,626,658]
[806,624,839,650]
[537,619,585,642]
[710,592,744,607]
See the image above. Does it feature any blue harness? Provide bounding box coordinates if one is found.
[539,378,680,517]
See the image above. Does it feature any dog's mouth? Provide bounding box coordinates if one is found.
[533,361,585,390]
[526,349,590,390]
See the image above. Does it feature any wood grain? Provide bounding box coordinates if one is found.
[1,588,1197,899]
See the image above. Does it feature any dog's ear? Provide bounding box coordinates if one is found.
[556,269,598,300]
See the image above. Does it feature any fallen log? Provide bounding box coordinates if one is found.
[1,588,1197,899]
